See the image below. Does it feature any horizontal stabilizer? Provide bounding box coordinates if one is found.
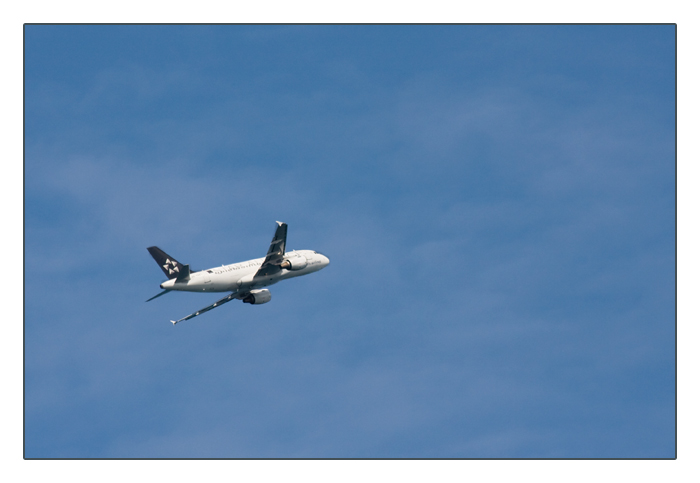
[175,264,191,281]
[146,289,171,302]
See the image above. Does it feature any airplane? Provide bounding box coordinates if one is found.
[146,221,330,325]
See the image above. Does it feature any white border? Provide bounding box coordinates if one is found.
[5,2,695,482]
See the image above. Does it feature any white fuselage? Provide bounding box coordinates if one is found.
[160,249,329,293]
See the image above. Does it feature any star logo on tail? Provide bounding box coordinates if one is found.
[162,259,180,275]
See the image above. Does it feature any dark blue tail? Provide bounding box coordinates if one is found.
[147,246,185,280]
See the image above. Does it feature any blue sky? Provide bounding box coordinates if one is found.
[24,25,675,458]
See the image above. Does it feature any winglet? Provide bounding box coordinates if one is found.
[171,320,177,325]
[276,221,284,226]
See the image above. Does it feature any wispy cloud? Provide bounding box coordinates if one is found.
[25,25,674,458]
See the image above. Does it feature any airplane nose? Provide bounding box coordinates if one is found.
[160,283,164,289]
[323,255,330,266]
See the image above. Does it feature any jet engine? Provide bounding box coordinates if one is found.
[280,256,307,271]
[242,289,271,305]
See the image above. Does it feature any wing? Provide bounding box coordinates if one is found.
[170,291,240,325]
[255,221,287,277]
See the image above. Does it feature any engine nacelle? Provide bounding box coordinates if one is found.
[280,256,307,271]
[242,289,271,305]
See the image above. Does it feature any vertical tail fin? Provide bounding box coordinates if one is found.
[147,246,186,280]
